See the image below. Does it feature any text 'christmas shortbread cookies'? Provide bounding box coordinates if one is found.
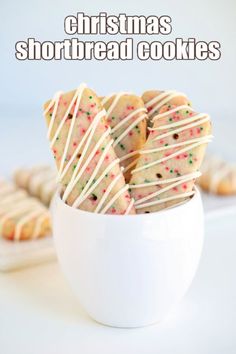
[129,96,212,213]
[43,84,135,215]
[101,93,147,182]
[0,180,51,241]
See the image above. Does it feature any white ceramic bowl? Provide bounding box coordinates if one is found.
[51,188,204,328]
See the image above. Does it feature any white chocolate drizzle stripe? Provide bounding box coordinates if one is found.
[130,171,201,189]
[106,92,131,116]
[47,92,62,140]
[31,212,49,240]
[113,114,147,148]
[134,172,200,206]
[49,84,87,148]
[58,109,106,182]
[146,92,187,117]
[14,210,47,241]
[141,136,213,154]
[119,150,140,162]
[125,198,135,215]
[156,113,209,130]
[111,108,146,134]
[132,138,211,174]
[100,185,129,215]
[94,170,124,213]
[72,139,114,208]
[63,127,111,202]
[123,158,139,173]
[135,191,195,210]
[58,85,86,177]
[152,105,194,122]
[145,90,176,108]
[152,117,210,141]
[73,158,120,208]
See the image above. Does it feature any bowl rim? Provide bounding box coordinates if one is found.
[52,186,201,220]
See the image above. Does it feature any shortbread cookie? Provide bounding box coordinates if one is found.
[101,93,147,182]
[142,90,191,127]
[129,100,212,213]
[0,180,51,241]
[198,155,236,195]
[14,166,56,206]
[43,84,135,215]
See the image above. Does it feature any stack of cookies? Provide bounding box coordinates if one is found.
[0,166,56,241]
[43,84,212,215]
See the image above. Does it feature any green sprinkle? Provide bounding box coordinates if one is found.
[105,174,108,177]
[128,188,132,193]
[177,172,181,177]
[101,147,105,151]
[200,127,203,131]
[137,130,141,134]
[144,179,150,183]
[56,137,59,141]
[186,111,189,114]
[135,125,139,129]
[112,116,115,120]
[49,113,52,117]
[119,143,125,150]
[170,169,173,173]
[169,118,173,122]
[86,112,90,115]
[73,164,76,170]
[189,153,193,157]
[189,160,193,164]
[164,143,169,146]
[89,96,93,99]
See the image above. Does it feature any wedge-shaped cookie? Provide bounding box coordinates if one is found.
[198,155,236,195]
[142,90,191,127]
[129,101,212,213]
[14,165,56,206]
[0,180,51,241]
[101,93,147,182]
[43,84,135,215]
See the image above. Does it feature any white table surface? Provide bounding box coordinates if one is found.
[0,212,235,354]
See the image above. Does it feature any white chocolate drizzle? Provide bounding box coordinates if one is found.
[0,182,50,241]
[44,85,133,214]
[102,93,147,161]
[200,156,236,193]
[145,90,187,118]
[131,99,212,210]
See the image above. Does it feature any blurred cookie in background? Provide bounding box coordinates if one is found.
[14,165,57,206]
[0,179,51,241]
[198,155,236,195]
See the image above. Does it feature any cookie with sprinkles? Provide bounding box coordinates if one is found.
[101,93,147,182]
[142,90,191,127]
[198,155,236,195]
[43,84,135,215]
[14,165,56,206]
[129,101,212,213]
[0,180,51,241]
